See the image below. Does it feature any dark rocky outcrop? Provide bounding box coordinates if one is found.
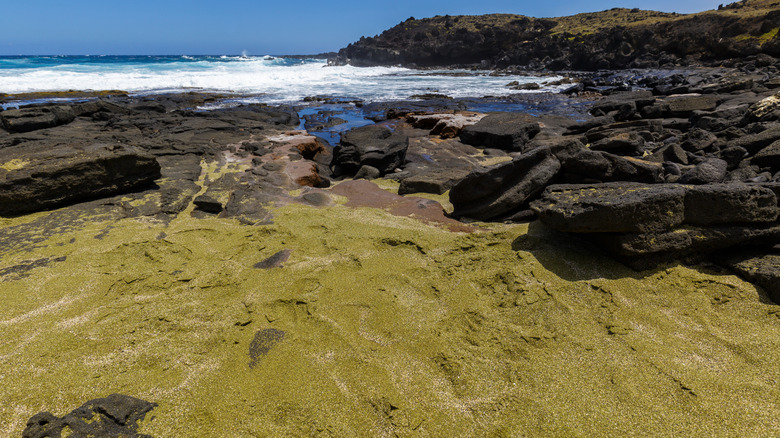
[333,0,780,70]
[0,143,161,216]
[530,183,688,233]
[531,182,780,268]
[719,250,780,302]
[330,125,409,176]
[23,394,157,438]
[459,112,541,151]
[450,147,560,220]
[0,105,75,133]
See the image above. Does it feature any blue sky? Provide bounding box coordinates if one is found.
[1,0,728,55]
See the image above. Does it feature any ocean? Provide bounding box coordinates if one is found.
[0,55,564,105]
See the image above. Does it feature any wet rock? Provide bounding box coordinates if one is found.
[459,112,541,151]
[0,143,161,216]
[23,394,156,438]
[73,100,133,117]
[450,147,560,220]
[1,105,76,133]
[331,125,408,176]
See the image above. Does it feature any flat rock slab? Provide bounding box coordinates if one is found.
[684,184,778,225]
[1,105,75,133]
[0,142,161,216]
[532,182,779,234]
[597,223,780,260]
[531,183,687,233]
[459,112,541,151]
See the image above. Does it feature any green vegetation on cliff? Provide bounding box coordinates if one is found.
[337,0,780,69]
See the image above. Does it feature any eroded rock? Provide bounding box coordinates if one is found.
[0,143,161,216]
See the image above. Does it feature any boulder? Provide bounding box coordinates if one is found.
[679,158,728,184]
[407,112,485,139]
[683,184,778,225]
[746,91,780,122]
[331,125,408,176]
[398,168,472,195]
[450,147,560,220]
[354,165,381,180]
[459,113,541,151]
[640,95,719,118]
[1,105,75,133]
[720,251,780,303]
[680,128,717,152]
[530,183,687,233]
[752,140,780,170]
[0,143,161,216]
[731,126,780,155]
[589,131,645,155]
[532,181,780,269]
[560,149,663,183]
[23,394,156,438]
[718,145,749,170]
[595,223,780,267]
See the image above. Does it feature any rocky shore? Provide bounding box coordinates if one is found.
[3,7,780,432]
[332,0,780,70]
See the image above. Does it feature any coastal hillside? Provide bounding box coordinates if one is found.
[333,0,780,69]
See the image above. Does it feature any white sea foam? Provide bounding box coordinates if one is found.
[0,57,564,103]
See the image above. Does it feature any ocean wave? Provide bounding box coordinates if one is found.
[0,56,562,103]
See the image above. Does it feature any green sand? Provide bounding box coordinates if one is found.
[2,179,780,436]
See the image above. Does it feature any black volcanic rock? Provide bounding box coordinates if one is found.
[450,146,560,220]
[23,394,156,438]
[1,105,75,133]
[331,125,409,176]
[0,142,161,216]
[333,2,780,70]
[530,183,687,233]
[459,113,541,151]
[531,182,780,268]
